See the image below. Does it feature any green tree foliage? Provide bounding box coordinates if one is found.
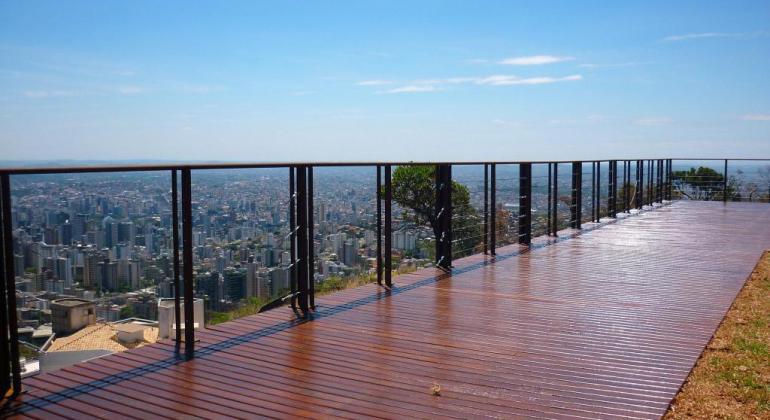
[390,166,482,258]
[673,167,739,200]
[119,305,134,319]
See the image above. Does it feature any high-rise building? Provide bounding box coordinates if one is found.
[83,252,101,288]
[59,222,73,245]
[197,271,222,311]
[223,266,246,302]
[117,221,134,246]
[246,262,258,298]
[268,267,288,296]
[102,216,118,248]
[96,259,119,291]
[342,239,357,267]
[72,214,88,240]
[56,257,73,287]
[117,259,141,290]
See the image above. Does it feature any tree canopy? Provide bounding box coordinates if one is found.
[673,166,738,200]
[390,166,481,258]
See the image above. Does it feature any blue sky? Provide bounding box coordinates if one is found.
[1,0,769,162]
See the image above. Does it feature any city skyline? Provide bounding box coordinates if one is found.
[1,1,769,162]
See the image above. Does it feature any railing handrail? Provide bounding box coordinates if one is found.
[1,157,770,175]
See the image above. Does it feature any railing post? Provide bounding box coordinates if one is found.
[384,165,392,286]
[570,162,581,228]
[591,162,596,222]
[289,167,297,311]
[490,164,496,254]
[435,164,452,268]
[723,159,728,202]
[483,164,488,254]
[171,170,182,351]
[628,160,631,206]
[608,160,617,218]
[0,173,8,398]
[663,159,669,201]
[649,160,655,204]
[376,166,383,284]
[666,159,674,201]
[636,160,645,209]
[1,172,22,396]
[445,164,452,266]
[648,160,653,206]
[594,161,602,222]
[307,166,315,309]
[654,160,658,203]
[551,163,558,235]
[296,166,309,314]
[547,163,552,235]
[658,159,664,202]
[624,161,630,212]
[650,159,660,204]
[519,163,532,244]
[180,168,195,360]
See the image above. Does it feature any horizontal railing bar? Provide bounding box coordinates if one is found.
[2,158,769,175]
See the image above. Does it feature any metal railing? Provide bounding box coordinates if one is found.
[1,157,769,399]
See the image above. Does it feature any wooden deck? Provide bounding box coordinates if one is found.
[4,201,770,419]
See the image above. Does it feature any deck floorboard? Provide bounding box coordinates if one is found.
[4,201,770,419]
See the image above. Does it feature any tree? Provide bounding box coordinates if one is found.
[672,166,739,201]
[758,165,770,202]
[119,305,133,319]
[390,166,482,258]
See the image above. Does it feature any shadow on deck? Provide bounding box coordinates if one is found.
[4,201,770,419]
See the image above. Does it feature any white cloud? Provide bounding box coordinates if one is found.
[385,85,438,94]
[475,74,582,85]
[662,31,768,42]
[663,32,737,41]
[740,114,770,121]
[579,62,641,69]
[634,117,673,126]
[365,73,583,94]
[355,80,394,86]
[499,55,574,65]
[413,77,477,85]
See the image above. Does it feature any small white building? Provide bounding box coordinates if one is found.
[157,298,205,341]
